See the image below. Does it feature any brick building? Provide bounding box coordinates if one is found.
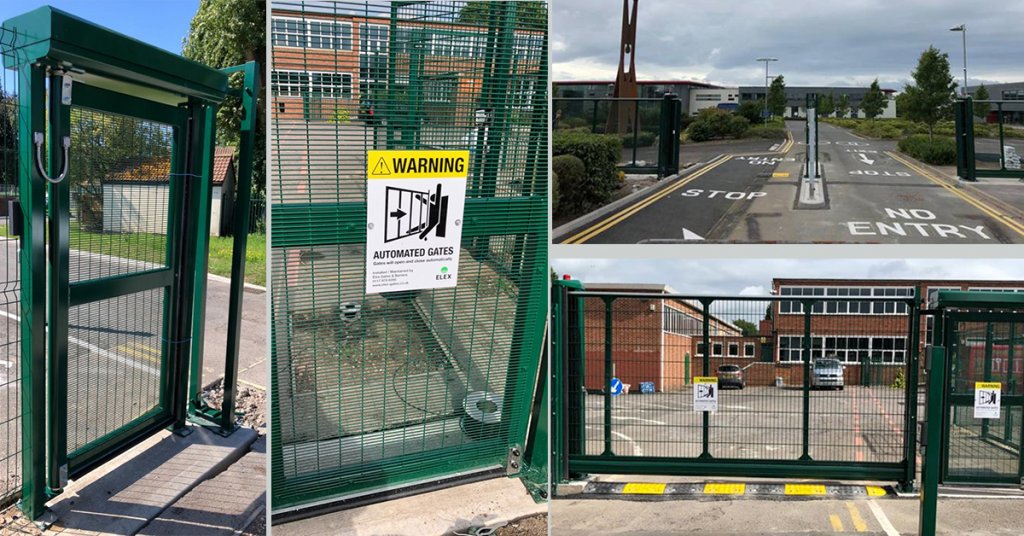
[577,279,1024,390]
[271,4,543,123]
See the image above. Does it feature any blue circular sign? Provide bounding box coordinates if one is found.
[610,377,623,396]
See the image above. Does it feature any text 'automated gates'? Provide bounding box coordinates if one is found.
[0,7,259,520]
[270,1,548,514]
[552,280,921,490]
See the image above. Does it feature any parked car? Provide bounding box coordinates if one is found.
[717,364,745,389]
[811,357,845,390]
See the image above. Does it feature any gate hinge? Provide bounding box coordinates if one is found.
[506,445,522,475]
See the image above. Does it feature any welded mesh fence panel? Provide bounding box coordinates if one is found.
[553,97,665,170]
[270,0,547,510]
[566,293,916,474]
[0,41,20,508]
[947,320,1022,481]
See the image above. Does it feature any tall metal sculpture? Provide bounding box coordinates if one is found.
[607,0,639,134]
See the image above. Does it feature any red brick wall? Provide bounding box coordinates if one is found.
[582,298,663,392]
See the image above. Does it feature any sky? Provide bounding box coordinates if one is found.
[0,0,201,55]
[550,259,1024,296]
[552,0,1024,90]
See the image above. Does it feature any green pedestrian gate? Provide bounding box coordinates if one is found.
[929,291,1024,485]
[269,1,548,515]
[1,7,260,521]
[551,279,921,490]
[954,97,1024,182]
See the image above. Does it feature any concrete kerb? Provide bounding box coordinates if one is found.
[553,159,720,240]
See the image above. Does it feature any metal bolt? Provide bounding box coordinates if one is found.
[509,461,519,469]
[511,447,521,457]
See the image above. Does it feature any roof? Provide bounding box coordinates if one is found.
[555,80,719,88]
[212,146,235,185]
[773,278,1024,287]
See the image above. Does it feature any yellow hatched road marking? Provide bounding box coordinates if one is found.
[622,482,666,495]
[829,514,845,532]
[846,502,868,532]
[785,483,827,495]
[563,154,733,244]
[114,343,162,364]
[703,483,745,495]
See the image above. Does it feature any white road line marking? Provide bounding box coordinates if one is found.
[867,499,900,536]
[611,431,643,456]
[858,153,875,165]
[611,416,667,425]
[0,309,159,376]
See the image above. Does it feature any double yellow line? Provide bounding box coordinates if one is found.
[886,151,1024,239]
[115,343,162,364]
[561,154,734,244]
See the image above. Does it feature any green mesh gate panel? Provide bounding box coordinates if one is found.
[270,0,548,511]
[0,33,20,508]
[945,317,1024,484]
[553,287,920,486]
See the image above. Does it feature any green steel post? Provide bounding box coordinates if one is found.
[658,94,671,177]
[591,99,598,133]
[964,98,976,182]
[186,102,218,428]
[920,345,946,536]
[213,61,261,434]
[701,298,712,458]
[18,63,48,521]
[550,282,566,484]
[602,296,614,456]
[902,292,922,492]
[573,283,586,473]
[998,103,1006,171]
[671,97,682,174]
[684,352,690,385]
[801,300,813,460]
[1006,323,1015,443]
[46,68,72,494]
[631,100,639,166]
[955,100,967,179]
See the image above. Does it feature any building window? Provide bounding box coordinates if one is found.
[360,24,389,54]
[744,343,756,357]
[712,343,723,356]
[779,286,914,315]
[728,343,739,357]
[697,342,707,356]
[271,17,352,50]
[424,77,457,103]
[311,72,352,99]
[271,70,308,97]
[779,335,907,364]
[663,306,701,336]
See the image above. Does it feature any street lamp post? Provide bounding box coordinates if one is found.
[950,24,967,97]
[756,57,778,125]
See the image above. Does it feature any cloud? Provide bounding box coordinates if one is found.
[553,0,1024,88]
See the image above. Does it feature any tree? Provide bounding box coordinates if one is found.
[902,45,958,139]
[733,319,759,336]
[183,0,267,200]
[861,79,887,119]
[767,75,787,119]
[836,94,850,118]
[459,2,547,25]
[737,99,765,124]
[818,92,834,118]
[974,83,991,119]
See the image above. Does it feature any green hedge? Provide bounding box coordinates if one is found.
[685,108,750,142]
[621,131,657,148]
[742,126,787,139]
[898,134,957,165]
[553,132,622,214]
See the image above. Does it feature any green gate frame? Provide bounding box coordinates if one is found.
[551,279,922,490]
[954,97,1024,182]
[3,7,256,521]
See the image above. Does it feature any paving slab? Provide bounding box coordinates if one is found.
[137,436,265,535]
[44,425,257,536]
[273,476,545,536]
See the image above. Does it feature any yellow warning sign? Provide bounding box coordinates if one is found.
[622,482,667,495]
[704,483,746,495]
[784,484,826,495]
[367,150,470,179]
[976,382,1002,390]
[693,376,718,384]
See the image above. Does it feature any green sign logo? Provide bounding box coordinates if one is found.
[441,266,449,273]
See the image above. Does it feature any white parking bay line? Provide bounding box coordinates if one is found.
[0,309,159,376]
[611,416,667,425]
[611,431,643,456]
[867,499,900,536]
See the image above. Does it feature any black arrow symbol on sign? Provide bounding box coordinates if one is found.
[390,208,407,219]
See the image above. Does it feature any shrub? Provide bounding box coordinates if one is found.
[557,116,588,130]
[551,154,587,216]
[329,107,351,124]
[621,131,657,148]
[898,134,957,165]
[685,108,750,142]
[552,132,622,214]
[742,126,787,139]
[686,119,715,142]
[551,169,560,215]
[726,115,750,138]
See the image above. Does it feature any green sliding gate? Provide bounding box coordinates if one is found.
[954,97,1024,182]
[930,292,1024,485]
[552,279,921,490]
[2,7,259,520]
[269,1,548,514]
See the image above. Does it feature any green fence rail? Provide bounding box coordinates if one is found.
[553,96,681,176]
[269,0,548,514]
[552,280,921,491]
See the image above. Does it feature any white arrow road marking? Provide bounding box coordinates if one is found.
[858,153,875,165]
[682,228,705,240]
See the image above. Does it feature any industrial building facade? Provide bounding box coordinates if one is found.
[579,279,1024,392]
